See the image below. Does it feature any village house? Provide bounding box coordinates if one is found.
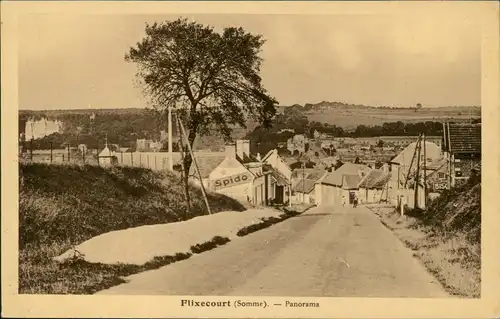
[287,134,307,155]
[357,164,391,204]
[185,140,286,206]
[442,122,481,188]
[388,141,442,192]
[315,163,371,206]
[261,148,293,204]
[423,158,448,193]
[291,168,326,204]
[386,140,442,208]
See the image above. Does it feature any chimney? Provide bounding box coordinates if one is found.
[242,140,250,158]
[256,153,261,161]
[225,143,236,158]
[236,140,244,159]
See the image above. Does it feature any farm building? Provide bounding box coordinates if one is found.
[315,163,371,206]
[442,122,481,188]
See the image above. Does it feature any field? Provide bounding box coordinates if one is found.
[304,107,480,130]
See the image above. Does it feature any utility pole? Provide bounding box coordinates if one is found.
[423,133,427,208]
[414,134,422,209]
[302,161,305,203]
[177,115,212,215]
[167,105,173,171]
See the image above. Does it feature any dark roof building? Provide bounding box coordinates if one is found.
[442,123,481,155]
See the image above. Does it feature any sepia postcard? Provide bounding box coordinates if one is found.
[1,1,500,318]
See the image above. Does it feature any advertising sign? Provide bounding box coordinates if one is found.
[212,172,253,190]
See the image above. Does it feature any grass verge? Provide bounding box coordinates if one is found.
[368,205,480,298]
[21,235,231,294]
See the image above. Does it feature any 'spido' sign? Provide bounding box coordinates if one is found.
[212,172,253,190]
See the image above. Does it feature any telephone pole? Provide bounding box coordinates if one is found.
[167,105,173,171]
[414,134,422,209]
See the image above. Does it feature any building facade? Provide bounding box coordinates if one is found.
[442,123,481,188]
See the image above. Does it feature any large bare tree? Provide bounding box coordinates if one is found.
[126,18,278,207]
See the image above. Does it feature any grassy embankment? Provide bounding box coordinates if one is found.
[369,174,481,298]
[20,163,310,294]
[19,163,248,294]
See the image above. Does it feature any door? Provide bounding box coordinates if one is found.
[276,186,284,204]
[349,191,356,204]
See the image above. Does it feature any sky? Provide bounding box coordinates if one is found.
[18,12,481,110]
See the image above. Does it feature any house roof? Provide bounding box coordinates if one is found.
[443,123,481,154]
[262,149,275,162]
[270,169,290,186]
[336,162,371,175]
[342,174,363,189]
[98,146,113,157]
[292,168,326,181]
[292,178,316,194]
[390,141,441,165]
[187,155,226,179]
[320,163,370,187]
[358,169,391,189]
[426,158,447,171]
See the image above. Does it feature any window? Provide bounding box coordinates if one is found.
[438,172,445,179]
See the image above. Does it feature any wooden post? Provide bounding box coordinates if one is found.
[423,133,427,208]
[175,113,190,216]
[30,138,33,161]
[168,106,173,171]
[404,136,420,188]
[177,115,212,215]
[50,142,53,163]
[67,145,70,163]
[131,150,134,166]
[414,134,422,209]
[120,152,123,166]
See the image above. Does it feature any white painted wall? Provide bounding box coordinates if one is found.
[209,156,253,203]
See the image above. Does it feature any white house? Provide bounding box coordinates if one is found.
[261,148,293,204]
[357,164,391,204]
[98,144,117,167]
[315,163,371,206]
[388,141,442,205]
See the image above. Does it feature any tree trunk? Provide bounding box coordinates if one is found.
[178,115,199,218]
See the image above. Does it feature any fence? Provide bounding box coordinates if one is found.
[20,148,100,166]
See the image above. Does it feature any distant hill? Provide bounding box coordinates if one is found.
[281,102,481,130]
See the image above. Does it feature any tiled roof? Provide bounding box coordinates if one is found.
[335,162,371,175]
[342,174,363,189]
[187,155,226,179]
[358,169,391,189]
[292,178,316,194]
[426,158,446,171]
[292,168,326,181]
[271,170,290,186]
[443,123,481,154]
